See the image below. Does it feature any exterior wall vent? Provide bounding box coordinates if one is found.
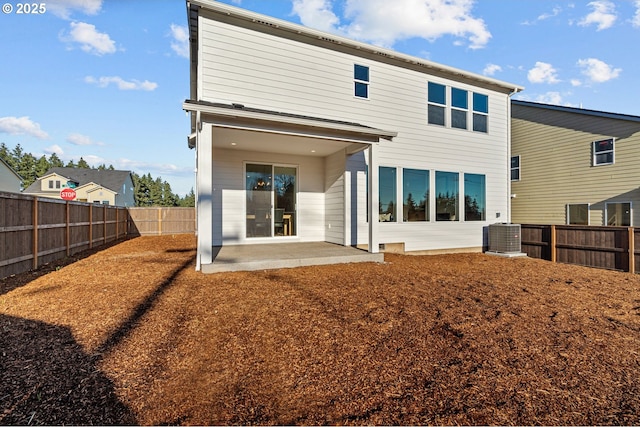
[488,223,522,254]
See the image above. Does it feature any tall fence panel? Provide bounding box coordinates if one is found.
[128,207,195,236]
[0,192,130,279]
[521,224,637,274]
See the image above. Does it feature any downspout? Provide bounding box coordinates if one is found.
[195,109,202,271]
[506,87,521,223]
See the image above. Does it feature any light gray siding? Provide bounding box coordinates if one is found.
[511,102,640,226]
[197,14,514,252]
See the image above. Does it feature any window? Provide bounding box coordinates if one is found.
[436,171,459,221]
[451,87,468,130]
[55,180,61,189]
[464,174,485,221]
[354,64,369,99]
[606,202,631,226]
[379,167,396,222]
[567,204,589,225]
[472,92,488,133]
[593,138,614,166]
[511,156,520,181]
[403,169,429,221]
[428,82,446,126]
[48,180,53,189]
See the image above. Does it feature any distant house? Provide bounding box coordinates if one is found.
[184,1,523,271]
[22,167,136,207]
[0,157,22,193]
[511,100,640,226]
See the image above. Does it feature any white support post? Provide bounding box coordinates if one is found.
[368,144,379,254]
[196,122,213,269]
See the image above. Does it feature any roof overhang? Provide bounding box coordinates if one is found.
[183,100,397,157]
[187,0,524,95]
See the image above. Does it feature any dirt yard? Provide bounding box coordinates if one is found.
[1,234,639,425]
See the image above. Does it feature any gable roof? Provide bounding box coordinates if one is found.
[23,168,132,194]
[512,99,640,123]
[0,157,22,181]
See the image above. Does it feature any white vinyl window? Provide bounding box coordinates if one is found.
[593,138,614,166]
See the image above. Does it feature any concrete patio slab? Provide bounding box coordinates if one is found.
[202,242,384,273]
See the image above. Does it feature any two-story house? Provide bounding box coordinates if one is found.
[511,100,640,226]
[184,0,523,271]
[22,167,136,207]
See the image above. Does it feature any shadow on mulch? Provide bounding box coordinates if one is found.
[0,315,136,425]
[0,238,135,297]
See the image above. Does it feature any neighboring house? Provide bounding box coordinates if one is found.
[0,157,22,192]
[22,167,136,207]
[184,0,523,271]
[511,100,640,226]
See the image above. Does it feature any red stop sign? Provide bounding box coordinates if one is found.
[60,188,76,200]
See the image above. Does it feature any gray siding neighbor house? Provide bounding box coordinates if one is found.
[22,167,136,207]
[511,100,640,226]
[0,157,22,193]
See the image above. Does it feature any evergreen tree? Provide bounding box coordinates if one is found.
[65,159,76,168]
[48,152,64,168]
[77,157,90,168]
[179,188,196,207]
[35,155,50,177]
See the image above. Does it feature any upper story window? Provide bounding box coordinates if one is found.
[48,180,54,189]
[428,82,446,126]
[451,87,468,130]
[593,138,614,166]
[472,92,488,133]
[354,64,369,99]
[511,156,520,181]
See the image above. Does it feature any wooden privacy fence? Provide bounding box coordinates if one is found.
[0,192,129,278]
[128,207,195,236]
[521,224,639,274]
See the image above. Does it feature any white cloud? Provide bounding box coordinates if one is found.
[292,0,491,49]
[47,0,102,19]
[522,6,562,25]
[535,92,564,105]
[61,21,116,55]
[169,24,189,58]
[292,0,340,33]
[67,133,103,146]
[483,63,502,76]
[0,116,49,139]
[44,144,64,156]
[578,1,617,30]
[85,76,158,91]
[577,58,621,83]
[633,0,640,27]
[527,62,560,84]
[570,79,582,87]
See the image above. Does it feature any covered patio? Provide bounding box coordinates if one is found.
[203,242,384,273]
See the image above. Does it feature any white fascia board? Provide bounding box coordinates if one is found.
[183,101,398,140]
[189,0,524,93]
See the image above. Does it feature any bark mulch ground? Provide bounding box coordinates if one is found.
[1,234,640,425]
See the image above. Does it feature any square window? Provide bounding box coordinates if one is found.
[606,202,631,226]
[593,138,614,166]
[355,81,368,98]
[473,92,488,113]
[451,109,467,129]
[452,88,468,109]
[567,204,589,225]
[354,64,369,82]
[473,113,488,133]
[428,82,446,105]
[428,104,445,126]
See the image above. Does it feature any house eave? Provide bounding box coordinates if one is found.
[187,0,524,94]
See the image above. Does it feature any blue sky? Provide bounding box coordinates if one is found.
[1,0,639,196]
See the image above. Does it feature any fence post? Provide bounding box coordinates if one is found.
[629,227,635,274]
[89,204,93,249]
[158,207,162,235]
[32,197,39,270]
[550,225,557,263]
[103,204,107,244]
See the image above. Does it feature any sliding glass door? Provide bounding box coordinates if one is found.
[246,163,296,238]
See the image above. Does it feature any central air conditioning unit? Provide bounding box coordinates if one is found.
[488,223,522,254]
